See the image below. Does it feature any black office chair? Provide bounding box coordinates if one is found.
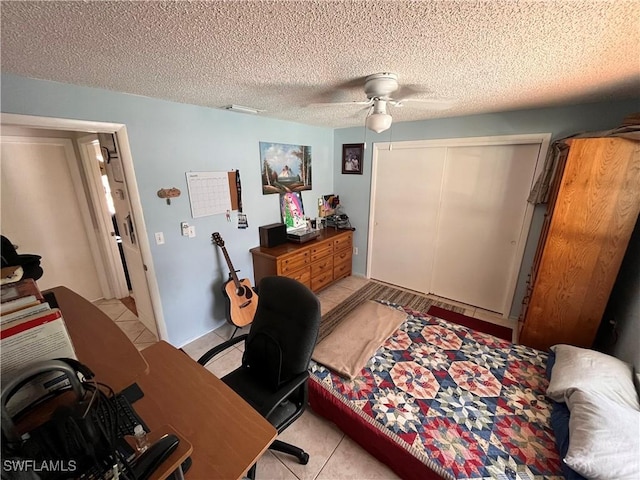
[197,276,321,479]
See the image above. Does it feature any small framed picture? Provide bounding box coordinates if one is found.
[342,143,364,175]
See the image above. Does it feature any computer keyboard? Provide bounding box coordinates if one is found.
[78,394,149,479]
[110,393,149,437]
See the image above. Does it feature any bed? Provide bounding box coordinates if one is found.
[309,297,640,480]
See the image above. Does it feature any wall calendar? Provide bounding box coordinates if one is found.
[186,171,232,218]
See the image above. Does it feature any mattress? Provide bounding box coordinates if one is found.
[308,301,563,480]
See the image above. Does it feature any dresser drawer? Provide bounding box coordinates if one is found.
[310,240,333,262]
[311,256,333,277]
[334,248,351,265]
[333,233,352,252]
[333,258,352,280]
[311,270,333,291]
[278,250,309,275]
[285,268,311,288]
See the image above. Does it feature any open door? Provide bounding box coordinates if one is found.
[77,135,130,299]
[97,133,158,338]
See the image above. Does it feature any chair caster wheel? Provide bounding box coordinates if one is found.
[299,452,309,465]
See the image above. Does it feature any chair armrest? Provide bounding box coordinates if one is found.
[259,371,309,420]
[197,334,248,366]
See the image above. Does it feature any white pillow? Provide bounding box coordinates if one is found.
[547,344,640,409]
[564,388,640,480]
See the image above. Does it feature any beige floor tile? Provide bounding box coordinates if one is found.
[253,451,298,480]
[117,320,146,342]
[114,309,139,323]
[215,322,251,341]
[181,330,227,362]
[95,302,128,320]
[134,328,157,344]
[333,275,369,292]
[316,286,351,306]
[93,298,123,306]
[316,435,401,479]
[272,409,344,479]
[204,347,243,378]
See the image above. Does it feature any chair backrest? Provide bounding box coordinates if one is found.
[242,276,320,390]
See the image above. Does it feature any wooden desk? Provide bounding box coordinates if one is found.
[49,286,149,393]
[51,286,277,479]
[136,342,277,479]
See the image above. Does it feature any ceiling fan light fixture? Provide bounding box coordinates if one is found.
[366,99,392,133]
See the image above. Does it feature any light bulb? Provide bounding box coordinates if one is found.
[365,99,392,133]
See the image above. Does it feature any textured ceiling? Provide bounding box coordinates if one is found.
[2,1,639,129]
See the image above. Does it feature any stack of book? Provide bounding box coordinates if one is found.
[1,279,78,416]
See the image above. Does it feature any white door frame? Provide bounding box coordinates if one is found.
[77,134,130,299]
[1,113,168,341]
[368,133,551,317]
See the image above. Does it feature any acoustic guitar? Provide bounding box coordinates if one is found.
[211,232,258,328]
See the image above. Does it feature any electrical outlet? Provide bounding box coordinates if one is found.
[353,247,358,255]
[188,225,196,238]
[155,232,165,245]
[181,222,189,236]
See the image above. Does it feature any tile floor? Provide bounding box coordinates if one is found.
[92,297,158,350]
[94,276,516,479]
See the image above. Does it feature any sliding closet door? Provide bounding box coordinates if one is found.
[430,143,541,313]
[368,147,446,293]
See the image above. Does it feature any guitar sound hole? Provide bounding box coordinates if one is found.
[235,286,253,299]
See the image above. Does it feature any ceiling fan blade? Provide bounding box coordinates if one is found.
[307,99,373,108]
[393,84,433,99]
[391,98,456,110]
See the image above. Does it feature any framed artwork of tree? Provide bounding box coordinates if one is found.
[259,142,312,195]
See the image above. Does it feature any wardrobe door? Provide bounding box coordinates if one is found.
[430,143,541,313]
[368,147,446,293]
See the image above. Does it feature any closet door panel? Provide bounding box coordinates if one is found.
[430,144,540,313]
[369,147,446,293]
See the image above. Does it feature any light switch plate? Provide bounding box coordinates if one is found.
[181,222,189,236]
[188,225,196,238]
[155,232,165,245]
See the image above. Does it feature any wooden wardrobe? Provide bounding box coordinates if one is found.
[519,135,640,352]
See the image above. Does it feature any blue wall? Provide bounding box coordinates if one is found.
[1,74,334,346]
[2,73,637,343]
[333,100,639,317]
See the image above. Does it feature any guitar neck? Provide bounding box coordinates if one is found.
[220,246,241,288]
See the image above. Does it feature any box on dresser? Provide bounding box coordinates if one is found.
[259,223,288,248]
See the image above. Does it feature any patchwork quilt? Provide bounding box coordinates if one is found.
[309,302,562,480]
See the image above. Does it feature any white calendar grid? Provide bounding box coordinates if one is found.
[186,171,232,218]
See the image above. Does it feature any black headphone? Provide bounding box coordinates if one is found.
[1,358,123,479]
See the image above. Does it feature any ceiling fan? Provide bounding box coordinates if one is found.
[310,72,454,133]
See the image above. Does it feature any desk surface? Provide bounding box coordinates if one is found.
[136,342,277,479]
[49,286,149,393]
[54,286,277,479]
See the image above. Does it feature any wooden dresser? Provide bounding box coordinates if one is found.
[250,229,353,292]
[519,136,640,351]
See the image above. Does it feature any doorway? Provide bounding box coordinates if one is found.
[0,113,166,340]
